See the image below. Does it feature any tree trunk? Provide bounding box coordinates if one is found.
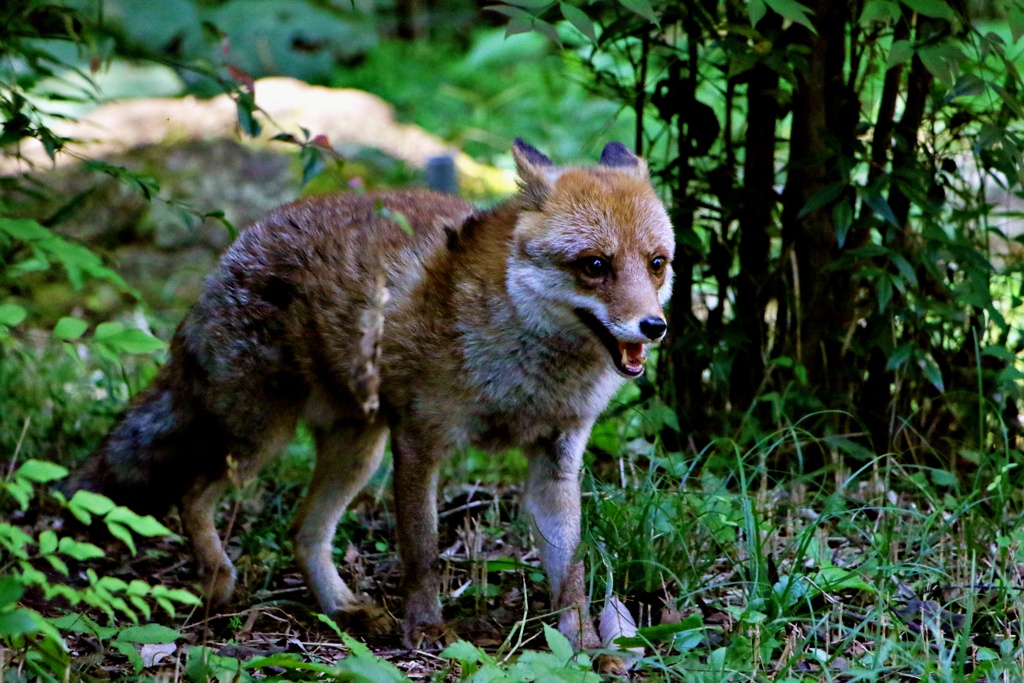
[780,0,854,393]
[666,29,706,441]
[730,14,780,410]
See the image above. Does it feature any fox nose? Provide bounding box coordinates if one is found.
[639,317,667,341]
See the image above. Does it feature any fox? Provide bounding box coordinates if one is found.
[67,139,674,659]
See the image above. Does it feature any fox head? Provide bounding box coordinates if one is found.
[507,139,674,378]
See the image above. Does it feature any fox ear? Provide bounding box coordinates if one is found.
[600,141,649,180]
[513,138,553,168]
[513,138,561,208]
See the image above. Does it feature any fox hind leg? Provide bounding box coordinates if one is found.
[180,415,299,607]
[292,421,390,633]
[181,476,236,605]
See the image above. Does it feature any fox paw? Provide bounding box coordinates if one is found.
[332,598,393,635]
[594,653,629,676]
[403,620,456,650]
[201,564,237,606]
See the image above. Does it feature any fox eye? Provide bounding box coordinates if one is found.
[650,256,667,275]
[576,256,610,278]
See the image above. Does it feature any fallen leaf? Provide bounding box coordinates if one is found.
[140,642,176,668]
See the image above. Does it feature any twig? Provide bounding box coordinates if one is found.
[8,417,30,477]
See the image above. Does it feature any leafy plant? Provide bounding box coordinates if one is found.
[0,459,198,681]
[490,0,1024,464]
[442,625,600,682]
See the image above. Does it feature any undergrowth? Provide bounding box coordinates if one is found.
[7,408,1024,681]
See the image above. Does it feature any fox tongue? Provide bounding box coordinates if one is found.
[618,341,645,373]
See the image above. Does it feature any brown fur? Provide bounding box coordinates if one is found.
[67,142,675,659]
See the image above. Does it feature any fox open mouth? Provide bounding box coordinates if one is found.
[574,309,649,378]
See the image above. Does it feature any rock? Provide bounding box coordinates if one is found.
[2,79,514,325]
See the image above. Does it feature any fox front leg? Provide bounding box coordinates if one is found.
[391,428,449,648]
[524,427,601,650]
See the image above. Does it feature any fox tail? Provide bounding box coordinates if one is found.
[63,377,220,516]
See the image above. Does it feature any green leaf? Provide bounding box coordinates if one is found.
[886,343,913,371]
[442,640,495,666]
[798,181,845,218]
[876,272,893,312]
[340,631,374,657]
[43,554,70,577]
[106,521,137,555]
[0,303,27,327]
[0,577,25,608]
[0,218,50,241]
[337,633,408,682]
[38,530,58,555]
[951,73,986,99]
[532,18,562,47]
[235,90,262,137]
[901,0,955,20]
[149,586,201,606]
[763,0,816,33]
[375,202,414,236]
[484,558,530,572]
[917,44,953,87]
[1010,3,1024,42]
[116,623,181,644]
[94,321,124,338]
[6,479,32,512]
[860,187,898,225]
[886,39,914,71]
[0,608,40,637]
[112,639,145,675]
[246,653,337,674]
[618,0,660,24]
[58,536,105,561]
[890,253,918,287]
[544,623,575,664]
[814,566,875,593]
[982,345,1016,362]
[504,0,554,7]
[97,575,129,593]
[859,0,900,24]
[69,490,116,517]
[616,616,700,647]
[672,624,705,654]
[53,316,89,340]
[0,523,34,557]
[300,147,326,187]
[930,468,957,487]
[16,459,68,483]
[95,327,167,354]
[104,507,174,537]
[129,596,152,622]
[773,574,814,609]
[154,596,174,616]
[748,0,767,26]
[920,354,944,391]
[833,200,853,248]
[316,612,345,638]
[560,4,596,41]
[490,4,534,36]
